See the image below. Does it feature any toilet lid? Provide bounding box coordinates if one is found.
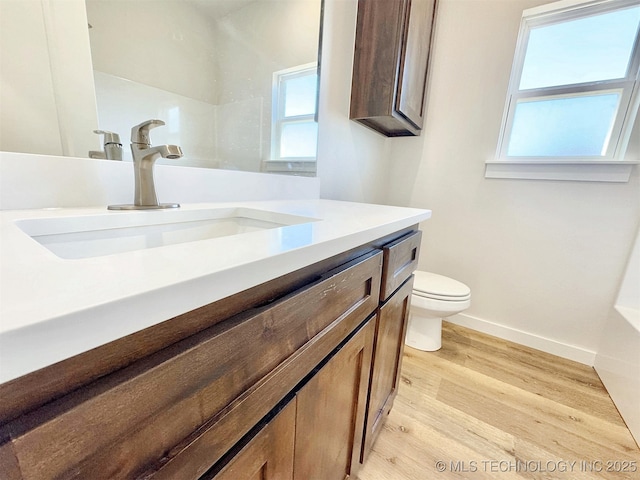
[413,271,470,299]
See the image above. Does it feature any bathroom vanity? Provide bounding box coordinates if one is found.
[0,199,429,479]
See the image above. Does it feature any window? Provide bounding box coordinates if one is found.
[266,63,318,175]
[488,0,640,182]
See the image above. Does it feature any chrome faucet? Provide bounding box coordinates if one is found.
[108,119,183,210]
[89,129,123,160]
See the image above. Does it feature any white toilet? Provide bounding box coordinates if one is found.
[405,271,471,351]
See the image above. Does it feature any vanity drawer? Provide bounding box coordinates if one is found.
[380,230,422,301]
[1,251,382,480]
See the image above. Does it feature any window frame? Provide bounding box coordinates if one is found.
[488,0,640,182]
[268,63,319,168]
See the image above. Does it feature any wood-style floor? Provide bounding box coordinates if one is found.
[357,322,640,480]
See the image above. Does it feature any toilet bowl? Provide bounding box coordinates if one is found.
[405,271,471,351]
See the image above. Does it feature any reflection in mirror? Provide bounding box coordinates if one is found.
[87,0,322,176]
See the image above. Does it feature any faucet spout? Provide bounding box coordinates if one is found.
[132,144,183,207]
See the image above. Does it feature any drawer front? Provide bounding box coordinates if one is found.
[1,252,382,480]
[380,230,422,301]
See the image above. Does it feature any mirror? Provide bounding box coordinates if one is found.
[87,0,321,175]
[0,0,322,176]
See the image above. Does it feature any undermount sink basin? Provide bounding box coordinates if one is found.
[16,207,318,259]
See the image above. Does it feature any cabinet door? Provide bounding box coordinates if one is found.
[396,0,437,129]
[294,316,375,480]
[350,0,437,136]
[212,400,296,480]
[362,276,414,462]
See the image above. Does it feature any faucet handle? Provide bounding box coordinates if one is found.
[131,119,165,145]
[92,129,123,161]
[94,129,121,145]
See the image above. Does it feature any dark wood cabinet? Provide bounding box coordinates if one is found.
[0,227,423,480]
[350,0,437,137]
[0,252,382,480]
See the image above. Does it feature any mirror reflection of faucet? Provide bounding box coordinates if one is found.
[89,130,123,160]
[108,119,183,210]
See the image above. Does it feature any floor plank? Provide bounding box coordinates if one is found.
[357,322,640,480]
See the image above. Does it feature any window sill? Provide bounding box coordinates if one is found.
[263,160,317,176]
[484,161,638,182]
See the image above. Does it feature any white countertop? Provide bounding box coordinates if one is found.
[0,199,430,383]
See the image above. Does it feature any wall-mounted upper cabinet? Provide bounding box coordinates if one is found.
[350,0,437,137]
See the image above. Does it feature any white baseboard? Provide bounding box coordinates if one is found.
[446,313,597,366]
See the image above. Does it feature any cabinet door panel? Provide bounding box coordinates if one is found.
[396,0,437,128]
[294,316,375,480]
[362,276,414,461]
[212,400,296,480]
[350,0,404,120]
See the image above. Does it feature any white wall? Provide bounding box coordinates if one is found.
[383,0,640,364]
[0,0,60,155]
[0,0,98,157]
[86,0,219,104]
[316,0,392,204]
